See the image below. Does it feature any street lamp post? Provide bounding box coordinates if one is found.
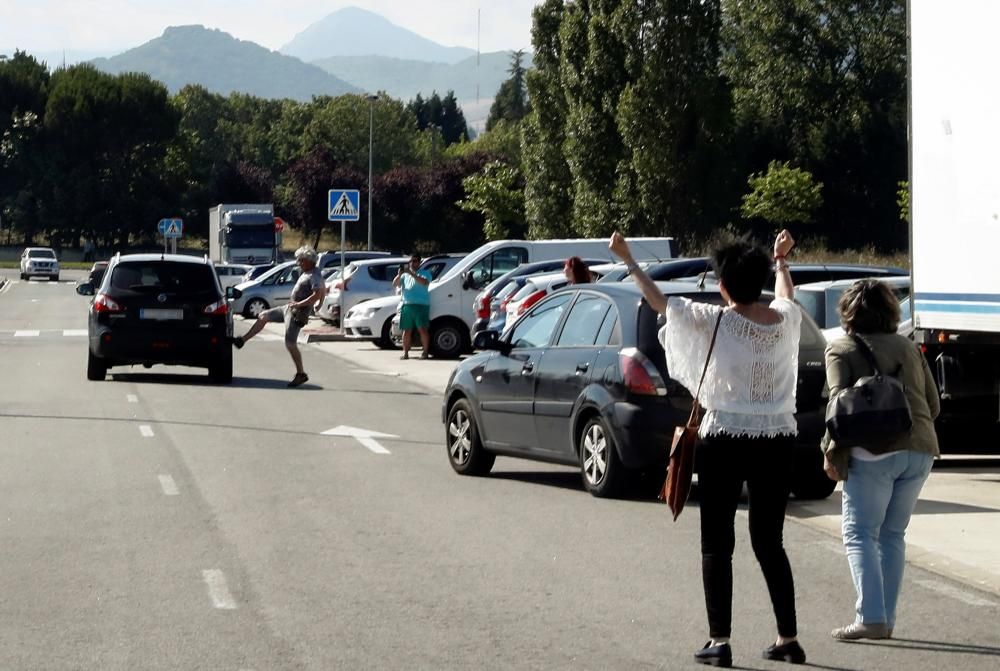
[366,94,378,251]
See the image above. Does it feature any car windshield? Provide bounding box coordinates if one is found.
[28,249,56,259]
[226,227,275,247]
[110,261,217,294]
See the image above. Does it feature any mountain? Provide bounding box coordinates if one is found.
[91,25,360,100]
[280,7,476,65]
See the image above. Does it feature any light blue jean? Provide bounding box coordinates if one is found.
[841,450,933,627]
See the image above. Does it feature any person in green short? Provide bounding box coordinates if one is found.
[393,254,433,359]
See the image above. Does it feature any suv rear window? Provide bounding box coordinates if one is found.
[110,262,218,294]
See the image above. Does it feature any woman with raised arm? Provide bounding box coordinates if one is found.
[610,230,806,667]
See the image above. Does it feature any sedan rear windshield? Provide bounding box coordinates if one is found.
[28,249,56,259]
[110,262,218,295]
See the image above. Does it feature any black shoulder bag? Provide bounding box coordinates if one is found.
[825,335,913,450]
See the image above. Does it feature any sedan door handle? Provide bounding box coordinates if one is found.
[575,362,590,375]
[521,363,534,376]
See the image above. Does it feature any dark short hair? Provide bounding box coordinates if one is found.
[838,279,900,334]
[409,255,421,264]
[711,241,771,304]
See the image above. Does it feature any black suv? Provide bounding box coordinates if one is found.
[77,254,234,383]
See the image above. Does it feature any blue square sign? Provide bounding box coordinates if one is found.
[158,218,183,238]
[328,189,361,222]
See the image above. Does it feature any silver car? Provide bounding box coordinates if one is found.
[229,261,301,318]
[317,257,410,326]
[214,263,253,289]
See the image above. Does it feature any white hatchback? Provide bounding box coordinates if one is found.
[20,247,60,281]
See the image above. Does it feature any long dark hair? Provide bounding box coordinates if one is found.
[565,256,593,284]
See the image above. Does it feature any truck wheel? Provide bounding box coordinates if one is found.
[243,298,268,319]
[430,321,467,359]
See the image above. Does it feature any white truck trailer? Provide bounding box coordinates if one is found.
[910,1,1000,426]
[208,204,280,266]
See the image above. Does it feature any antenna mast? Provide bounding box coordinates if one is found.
[476,7,481,105]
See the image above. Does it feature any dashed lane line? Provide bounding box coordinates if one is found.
[158,474,179,496]
[139,425,155,438]
[202,569,237,610]
[126,394,139,403]
[62,329,88,337]
[13,330,39,337]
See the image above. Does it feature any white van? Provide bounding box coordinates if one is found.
[425,237,676,357]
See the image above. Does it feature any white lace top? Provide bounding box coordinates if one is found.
[659,297,802,438]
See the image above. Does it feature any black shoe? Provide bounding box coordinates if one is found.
[232,336,244,350]
[763,640,806,664]
[694,641,732,668]
[287,372,308,388]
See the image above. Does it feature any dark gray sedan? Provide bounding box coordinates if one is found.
[443,282,833,499]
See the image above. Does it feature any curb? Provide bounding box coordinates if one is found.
[0,277,7,292]
[304,331,350,343]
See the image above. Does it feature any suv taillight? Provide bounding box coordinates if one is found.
[203,299,229,316]
[517,289,547,316]
[93,294,123,314]
[619,348,667,396]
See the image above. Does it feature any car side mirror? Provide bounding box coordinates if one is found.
[461,271,472,291]
[76,282,95,297]
[473,329,510,355]
[226,287,242,300]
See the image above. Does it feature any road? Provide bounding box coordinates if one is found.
[1,269,998,670]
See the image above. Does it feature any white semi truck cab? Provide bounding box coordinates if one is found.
[208,204,279,266]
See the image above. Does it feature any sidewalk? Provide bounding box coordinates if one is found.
[257,317,1000,600]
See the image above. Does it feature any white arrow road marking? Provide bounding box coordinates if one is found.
[321,425,399,455]
[202,569,237,610]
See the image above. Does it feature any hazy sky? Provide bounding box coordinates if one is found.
[0,0,539,55]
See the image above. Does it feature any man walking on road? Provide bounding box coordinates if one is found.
[394,254,433,360]
[233,246,326,387]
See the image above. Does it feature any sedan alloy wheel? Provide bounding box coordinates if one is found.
[446,399,495,476]
[579,416,624,498]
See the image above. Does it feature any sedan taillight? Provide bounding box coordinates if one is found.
[619,348,667,396]
[93,294,123,314]
[517,289,547,316]
[203,299,229,316]
[475,293,491,319]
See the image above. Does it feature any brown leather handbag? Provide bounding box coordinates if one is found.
[660,311,724,520]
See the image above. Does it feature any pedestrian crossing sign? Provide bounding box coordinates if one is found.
[328,189,361,222]
[158,218,183,238]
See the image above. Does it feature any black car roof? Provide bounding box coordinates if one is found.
[113,253,210,265]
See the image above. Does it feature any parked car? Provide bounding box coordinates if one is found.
[229,261,300,318]
[86,261,110,287]
[342,255,467,348]
[598,257,713,284]
[20,247,60,281]
[242,263,278,283]
[471,258,609,335]
[76,254,233,383]
[317,250,393,272]
[503,271,580,328]
[316,256,410,326]
[214,263,253,289]
[798,277,912,341]
[443,282,833,500]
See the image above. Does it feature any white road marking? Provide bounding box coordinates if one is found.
[158,474,179,496]
[13,330,39,337]
[202,569,237,609]
[139,425,155,438]
[256,333,283,342]
[321,425,397,454]
[914,579,997,607]
[63,329,88,337]
[126,394,139,403]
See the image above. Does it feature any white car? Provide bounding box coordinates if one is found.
[20,247,60,281]
[503,271,577,327]
[794,276,911,342]
[317,257,410,326]
[214,263,253,289]
[343,294,402,348]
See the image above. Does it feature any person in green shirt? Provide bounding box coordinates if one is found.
[393,254,433,359]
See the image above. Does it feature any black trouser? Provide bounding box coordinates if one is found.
[697,434,798,639]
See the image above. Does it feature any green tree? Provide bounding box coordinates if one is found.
[522,0,574,239]
[721,0,907,248]
[408,91,469,146]
[302,94,420,172]
[741,161,823,227]
[486,50,530,132]
[459,160,526,240]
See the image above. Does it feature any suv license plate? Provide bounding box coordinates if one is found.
[140,308,184,320]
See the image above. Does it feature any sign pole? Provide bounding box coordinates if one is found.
[340,220,346,334]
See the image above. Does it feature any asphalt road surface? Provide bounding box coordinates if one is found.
[1,269,998,670]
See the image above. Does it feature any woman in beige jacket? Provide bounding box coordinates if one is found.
[822,279,940,641]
